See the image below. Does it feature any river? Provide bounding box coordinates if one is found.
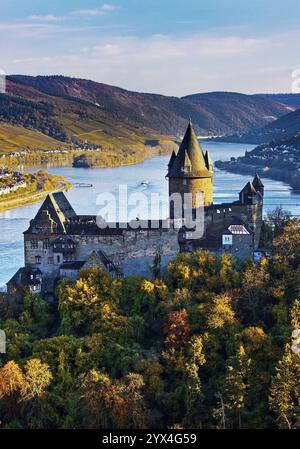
[1,141,300,288]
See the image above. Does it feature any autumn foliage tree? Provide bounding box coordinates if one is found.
[1,217,300,429]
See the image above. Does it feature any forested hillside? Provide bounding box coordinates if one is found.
[0,78,176,156]
[0,217,299,429]
[9,75,289,136]
[217,108,300,144]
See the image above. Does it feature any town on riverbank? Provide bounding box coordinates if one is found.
[0,168,71,212]
[215,134,300,191]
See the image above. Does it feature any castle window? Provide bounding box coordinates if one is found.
[48,257,54,265]
[35,255,41,265]
[43,238,50,249]
[31,239,38,249]
[57,255,61,263]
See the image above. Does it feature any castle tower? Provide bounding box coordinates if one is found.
[167,121,214,219]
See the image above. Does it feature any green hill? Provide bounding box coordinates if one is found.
[0,75,293,160]
[10,75,289,136]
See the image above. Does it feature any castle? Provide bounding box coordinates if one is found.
[7,121,264,297]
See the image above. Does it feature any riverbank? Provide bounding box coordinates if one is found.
[0,171,72,212]
[2,140,177,170]
[215,160,300,191]
[0,140,177,211]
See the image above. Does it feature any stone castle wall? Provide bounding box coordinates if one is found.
[25,226,180,279]
[73,228,179,276]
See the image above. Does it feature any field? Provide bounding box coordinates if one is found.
[0,123,69,154]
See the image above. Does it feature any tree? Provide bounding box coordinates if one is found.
[240,259,271,323]
[0,361,25,399]
[207,293,236,330]
[0,361,25,425]
[150,250,162,279]
[164,309,190,352]
[219,254,240,290]
[19,358,53,428]
[224,345,251,428]
[269,344,300,429]
[273,219,300,268]
[183,336,206,428]
[213,393,227,429]
[21,358,52,401]
[79,370,147,429]
[291,299,300,330]
[266,206,291,238]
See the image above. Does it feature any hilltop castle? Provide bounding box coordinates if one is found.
[7,121,264,297]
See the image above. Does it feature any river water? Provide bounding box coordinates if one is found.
[1,141,300,288]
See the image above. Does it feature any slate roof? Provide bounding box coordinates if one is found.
[52,192,77,220]
[53,236,75,245]
[253,173,264,190]
[7,267,42,286]
[25,192,77,234]
[168,121,213,178]
[239,181,257,196]
[168,150,177,171]
[66,217,172,235]
[60,261,86,270]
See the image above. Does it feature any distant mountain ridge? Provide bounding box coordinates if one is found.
[9,75,289,136]
[215,107,300,144]
[261,93,300,110]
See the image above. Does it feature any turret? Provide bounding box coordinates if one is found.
[252,173,264,198]
[239,182,259,205]
[167,150,177,176]
[204,150,214,172]
[167,121,214,219]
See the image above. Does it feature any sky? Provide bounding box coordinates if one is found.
[0,0,299,96]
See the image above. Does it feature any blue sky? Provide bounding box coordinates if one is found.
[0,0,299,95]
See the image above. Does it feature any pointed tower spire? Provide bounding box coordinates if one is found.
[239,181,258,205]
[253,173,263,187]
[168,150,177,169]
[168,121,210,178]
[204,150,214,172]
[168,121,214,217]
[252,173,264,197]
[183,151,192,174]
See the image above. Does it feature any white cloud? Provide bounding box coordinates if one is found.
[28,15,63,22]
[72,3,117,16]
[3,30,300,95]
